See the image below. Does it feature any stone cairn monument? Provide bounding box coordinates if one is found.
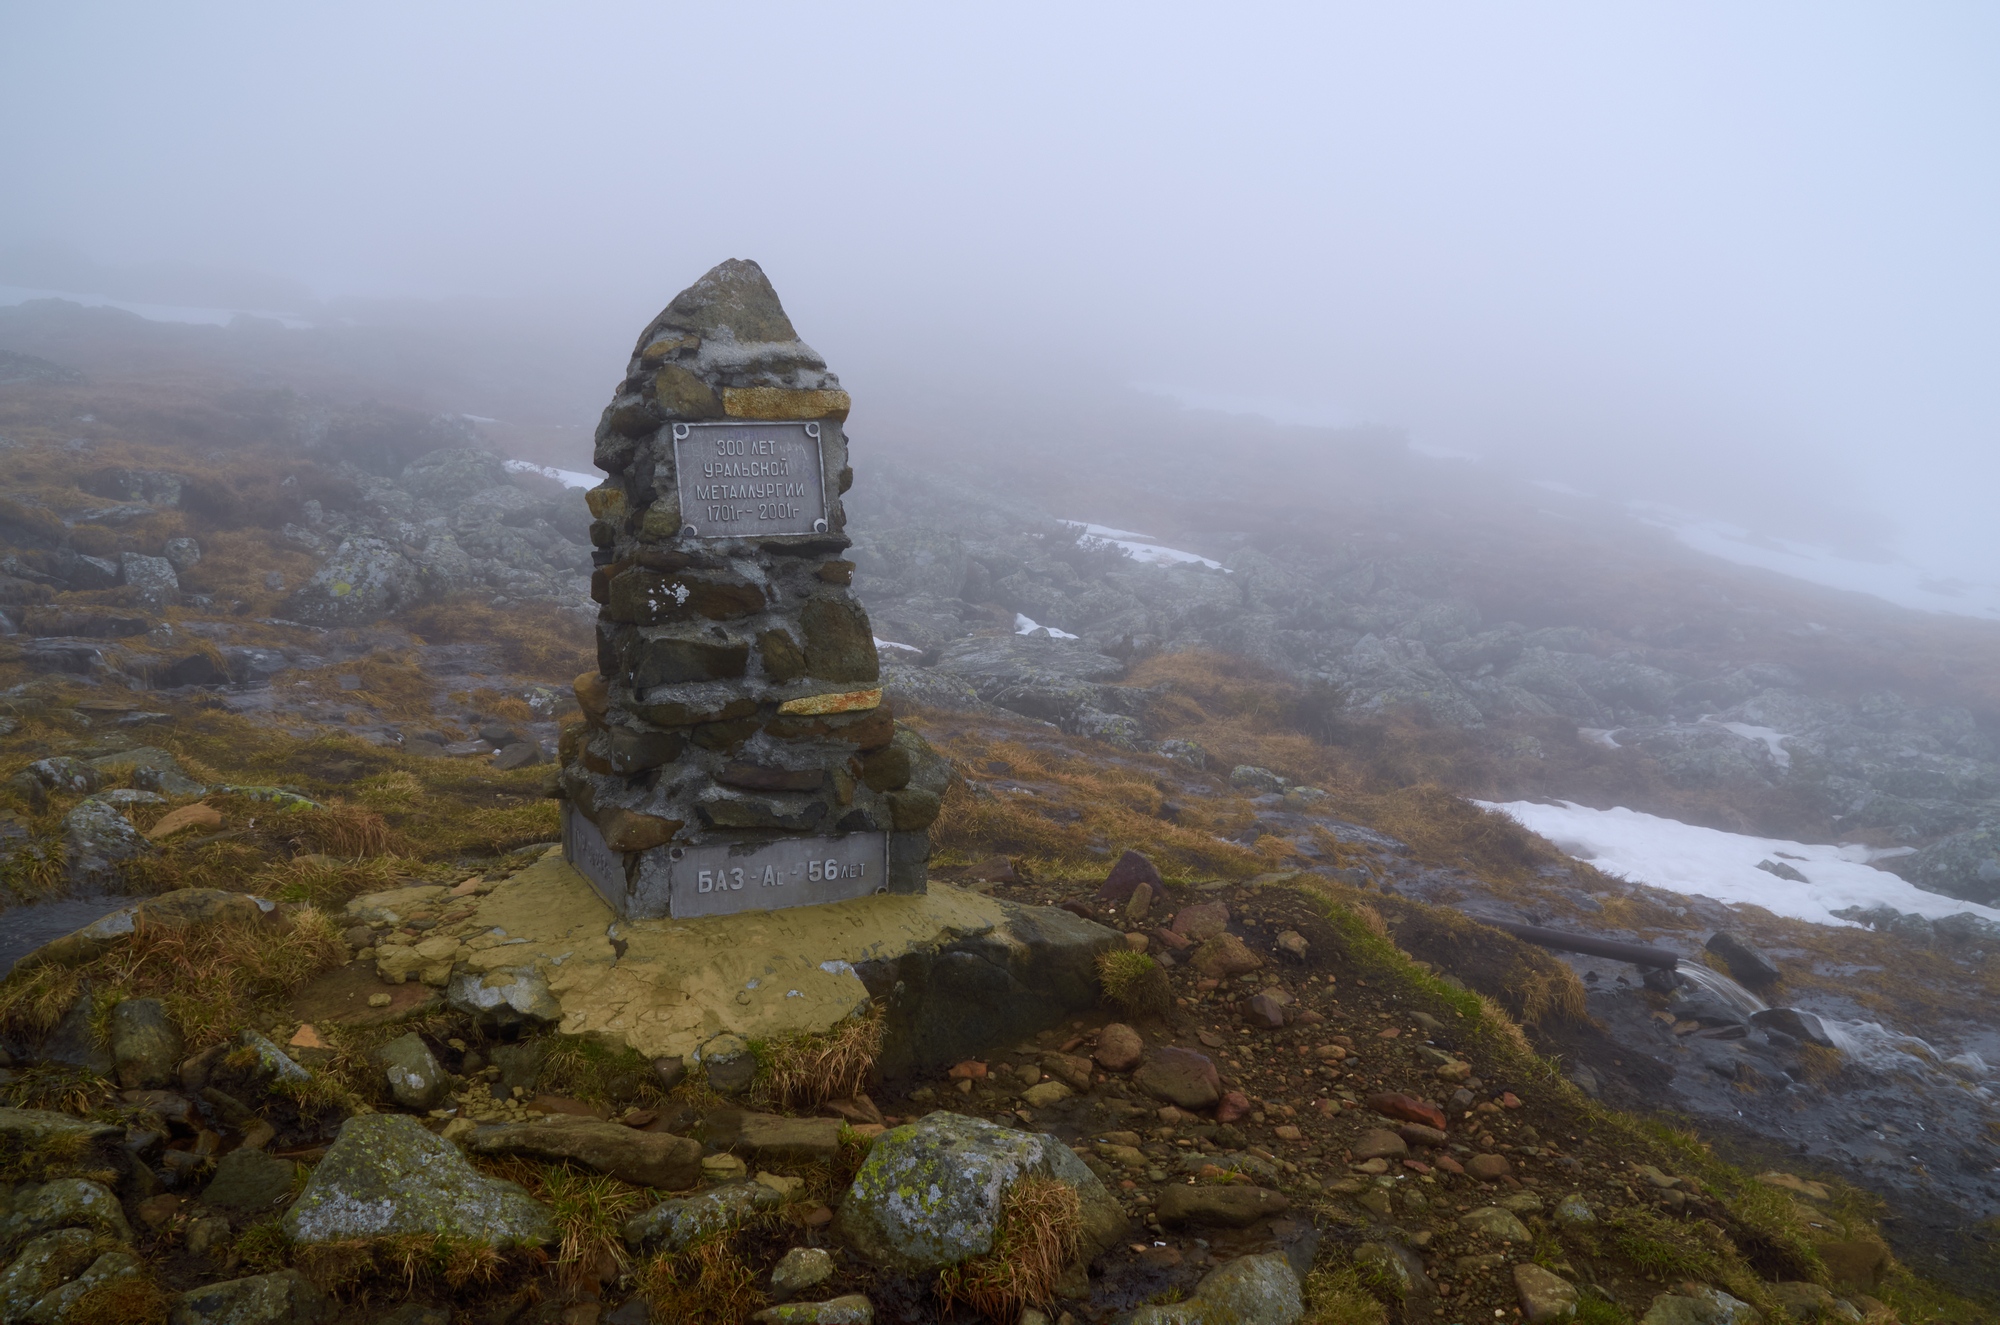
[558,260,947,921]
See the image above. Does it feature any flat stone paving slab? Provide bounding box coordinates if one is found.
[433,848,1114,1062]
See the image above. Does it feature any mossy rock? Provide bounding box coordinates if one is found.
[283,1113,553,1247]
[833,1112,1123,1273]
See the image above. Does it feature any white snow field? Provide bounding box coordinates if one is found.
[1478,799,2000,929]
[503,459,597,489]
[1062,521,1227,571]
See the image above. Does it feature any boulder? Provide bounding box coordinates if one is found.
[1350,1129,1407,1161]
[1458,1206,1532,1243]
[0,1179,132,1250]
[751,1298,874,1325]
[1170,902,1231,941]
[373,1033,448,1111]
[1097,850,1163,904]
[1466,1153,1512,1181]
[87,747,205,798]
[199,1149,300,1213]
[1749,1007,1836,1049]
[235,1030,312,1086]
[1365,1093,1446,1130]
[625,1182,782,1252]
[1154,1185,1289,1228]
[1133,1047,1221,1110]
[1514,1263,1579,1323]
[169,1270,330,1325]
[109,999,184,1089]
[1094,1023,1144,1072]
[285,537,428,627]
[768,1246,835,1301]
[445,965,562,1031]
[62,800,153,888]
[120,552,180,605]
[468,1117,703,1190]
[0,1229,98,1320]
[729,1114,846,1165]
[1122,1252,1303,1325]
[833,1112,1124,1273]
[284,1114,552,1246]
[1639,1287,1762,1324]
[17,1250,141,1321]
[0,1109,126,1179]
[1705,932,1781,987]
[1190,934,1261,978]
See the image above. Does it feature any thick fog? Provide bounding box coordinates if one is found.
[3,4,1997,599]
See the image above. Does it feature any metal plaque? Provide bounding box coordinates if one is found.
[562,804,891,921]
[672,421,828,539]
[645,832,890,920]
[562,801,629,916]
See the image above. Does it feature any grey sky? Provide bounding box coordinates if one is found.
[4,4,1996,584]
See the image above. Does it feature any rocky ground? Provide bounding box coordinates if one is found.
[0,298,1995,1322]
[0,832,1941,1325]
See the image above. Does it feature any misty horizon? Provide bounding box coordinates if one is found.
[4,3,1996,606]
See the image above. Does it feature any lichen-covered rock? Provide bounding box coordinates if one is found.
[0,1228,98,1320]
[235,1030,311,1086]
[0,1179,132,1252]
[109,998,184,1089]
[832,1112,1124,1274]
[445,966,561,1030]
[0,1109,125,1178]
[468,1116,702,1190]
[284,537,428,626]
[373,1033,447,1111]
[624,1181,781,1252]
[168,1270,330,1325]
[1122,1251,1302,1325]
[61,800,152,888]
[119,552,180,606]
[19,1250,141,1323]
[1639,1288,1763,1324]
[283,1113,552,1246]
[752,1297,874,1325]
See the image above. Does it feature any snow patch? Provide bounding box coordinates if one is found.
[1014,614,1079,640]
[1634,503,2000,621]
[1478,799,2000,929]
[1578,727,1622,750]
[504,459,598,490]
[874,636,922,654]
[1702,718,1792,769]
[1061,521,1228,571]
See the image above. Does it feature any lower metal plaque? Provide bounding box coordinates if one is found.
[672,421,828,539]
[562,804,889,920]
[647,833,890,920]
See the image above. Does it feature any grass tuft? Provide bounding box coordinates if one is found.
[637,1232,765,1323]
[1096,949,1173,1018]
[760,1007,883,1112]
[1302,1264,1392,1325]
[936,1175,1084,1320]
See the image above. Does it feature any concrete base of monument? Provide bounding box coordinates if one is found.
[407,847,1121,1076]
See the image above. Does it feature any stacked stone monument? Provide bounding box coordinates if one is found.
[558,260,947,920]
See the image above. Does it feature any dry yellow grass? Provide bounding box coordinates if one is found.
[936,1175,1084,1320]
[761,1008,883,1112]
[0,907,348,1049]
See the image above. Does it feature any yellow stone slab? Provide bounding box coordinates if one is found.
[776,687,882,716]
[721,386,851,421]
[458,848,1014,1059]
